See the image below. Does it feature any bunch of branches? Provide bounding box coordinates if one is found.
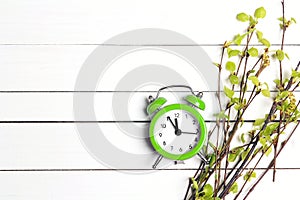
[185,1,299,199]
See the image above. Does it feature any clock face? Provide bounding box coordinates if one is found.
[149,104,207,160]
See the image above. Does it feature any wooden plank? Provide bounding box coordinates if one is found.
[0,169,298,199]
[0,91,298,121]
[0,0,298,44]
[0,123,299,169]
[0,45,298,91]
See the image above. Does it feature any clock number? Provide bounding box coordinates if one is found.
[195,137,198,142]
[179,148,183,152]
[189,144,193,149]
[163,141,166,146]
[159,133,162,137]
[193,120,196,125]
[196,128,199,133]
[170,146,174,151]
[185,114,188,119]
[174,113,180,118]
[161,124,166,128]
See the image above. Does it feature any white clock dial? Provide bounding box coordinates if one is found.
[153,109,201,155]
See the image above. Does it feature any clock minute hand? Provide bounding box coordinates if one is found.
[181,131,197,135]
[175,118,179,130]
[167,116,177,130]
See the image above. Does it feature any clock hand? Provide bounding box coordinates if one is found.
[167,116,177,130]
[181,131,197,135]
[175,118,179,130]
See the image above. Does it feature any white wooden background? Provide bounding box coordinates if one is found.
[0,0,299,199]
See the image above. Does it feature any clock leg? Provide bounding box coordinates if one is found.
[197,152,209,164]
[152,155,163,169]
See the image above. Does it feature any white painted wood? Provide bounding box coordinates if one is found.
[0,123,299,169]
[0,91,298,121]
[0,169,298,200]
[0,45,298,91]
[0,0,299,44]
[0,0,299,199]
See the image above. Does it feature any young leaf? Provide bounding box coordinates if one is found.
[229,182,239,194]
[233,34,246,45]
[214,110,229,120]
[226,61,236,72]
[249,76,260,86]
[256,30,263,41]
[254,7,266,19]
[285,53,290,60]
[260,38,271,47]
[262,89,270,97]
[265,146,272,156]
[241,149,250,160]
[224,86,234,98]
[244,171,257,181]
[228,49,241,58]
[254,118,265,126]
[240,133,246,143]
[248,47,259,57]
[229,74,239,85]
[276,50,285,61]
[203,184,213,197]
[262,82,270,97]
[228,153,238,162]
[237,13,249,22]
[209,154,216,167]
[291,17,297,24]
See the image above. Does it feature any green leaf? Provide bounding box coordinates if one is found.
[249,76,260,86]
[234,103,244,111]
[244,171,256,182]
[265,146,272,156]
[228,153,238,162]
[261,82,270,98]
[249,15,257,26]
[259,137,267,146]
[241,149,250,160]
[291,17,297,24]
[224,86,234,98]
[209,154,216,167]
[254,118,265,126]
[228,49,241,58]
[278,17,284,22]
[240,133,246,143]
[276,50,285,61]
[248,47,259,57]
[226,61,236,72]
[229,182,238,194]
[191,177,198,190]
[254,7,266,19]
[233,34,246,45]
[236,13,249,22]
[285,53,290,60]
[262,89,270,97]
[214,110,229,120]
[191,177,199,198]
[256,30,263,41]
[260,38,271,47]
[203,184,213,197]
[229,74,239,85]
[213,62,221,68]
[228,147,243,162]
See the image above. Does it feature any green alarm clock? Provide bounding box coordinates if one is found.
[147,85,208,169]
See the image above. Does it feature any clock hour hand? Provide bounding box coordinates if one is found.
[167,116,177,130]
